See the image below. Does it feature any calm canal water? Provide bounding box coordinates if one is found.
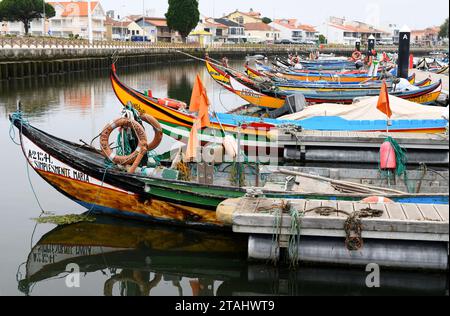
[0,59,447,296]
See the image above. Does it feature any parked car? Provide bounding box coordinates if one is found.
[275,39,293,44]
[130,36,150,42]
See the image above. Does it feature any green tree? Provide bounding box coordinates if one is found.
[319,34,327,44]
[0,0,55,34]
[165,0,200,42]
[439,18,448,38]
[0,0,55,35]
[262,17,272,24]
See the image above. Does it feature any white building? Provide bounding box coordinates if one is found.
[1,1,106,40]
[317,17,385,45]
[270,19,303,42]
[244,22,280,43]
[214,18,245,43]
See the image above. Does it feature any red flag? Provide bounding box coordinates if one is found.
[377,80,392,118]
[189,74,210,128]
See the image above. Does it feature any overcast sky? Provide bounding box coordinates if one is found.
[100,0,448,29]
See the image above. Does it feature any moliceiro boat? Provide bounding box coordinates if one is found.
[10,111,449,229]
[246,60,402,83]
[110,63,447,155]
[206,61,442,106]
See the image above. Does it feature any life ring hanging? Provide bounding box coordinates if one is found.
[100,117,148,166]
[352,51,362,60]
[99,114,163,173]
[140,113,163,151]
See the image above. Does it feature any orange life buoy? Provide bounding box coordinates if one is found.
[157,98,186,110]
[361,196,394,203]
[100,118,148,172]
[100,114,163,173]
[352,51,362,60]
[140,113,163,152]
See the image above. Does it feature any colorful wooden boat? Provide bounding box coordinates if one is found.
[10,114,448,230]
[110,63,447,151]
[246,64,431,89]
[207,61,442,106]
[246,61,413,83]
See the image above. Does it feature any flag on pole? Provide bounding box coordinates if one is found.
[185,120,200,162]
[189,74,210,128]
[376,80,392,118]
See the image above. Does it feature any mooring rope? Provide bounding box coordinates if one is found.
[261,202,384,261]
[287,203,303,269]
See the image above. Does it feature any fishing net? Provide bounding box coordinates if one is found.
[229,162,246,187]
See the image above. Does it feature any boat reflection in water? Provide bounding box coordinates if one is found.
[18,214,448,296]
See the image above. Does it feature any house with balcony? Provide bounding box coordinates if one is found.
[317,17,384,45]
[411,27,440,46]
[270,19,305,42]
[223,9,262,25]
[214,18,245,43]
[299,24,319,43]
[47,1,106,40]
[192,16,229,43]
[1,1,106,39]
[244,22,280,43]
[135,17,181,43]
[105,17,139,41]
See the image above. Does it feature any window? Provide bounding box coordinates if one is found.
[266,33,269,38]
[216,29,222,36]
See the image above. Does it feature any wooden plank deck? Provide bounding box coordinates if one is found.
[221,197,449,242]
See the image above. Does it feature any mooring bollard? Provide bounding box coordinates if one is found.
[367,34,375,53]
[397,25,411,79]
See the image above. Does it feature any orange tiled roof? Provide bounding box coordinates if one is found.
[273,19,301,30]
[244,22,279,32]
[328,23,383,33]
[105,16,132,27]
[298,24,317,32]
[142,17,167,27]
[48,1,99,17]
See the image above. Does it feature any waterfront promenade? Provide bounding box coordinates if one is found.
[0,37,447,80]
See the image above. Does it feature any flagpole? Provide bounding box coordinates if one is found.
[87,0,93,45]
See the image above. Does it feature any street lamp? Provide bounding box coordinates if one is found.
[142,0,145,42]
[87,0,93,44]
[43,0,46,36]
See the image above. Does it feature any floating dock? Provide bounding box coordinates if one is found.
[217,197,449,270]
[269,128,449,165]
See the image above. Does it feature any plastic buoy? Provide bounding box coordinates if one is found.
[223,135,238,158]
[380,141,396,170]
[361,196,394,203]
[157,98,186,110]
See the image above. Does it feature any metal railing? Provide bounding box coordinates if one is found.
[1,36,447,52]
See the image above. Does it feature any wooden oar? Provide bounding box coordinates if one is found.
[277,168,407,195]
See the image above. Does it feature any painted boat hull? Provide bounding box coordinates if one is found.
[207,62,442,106]
[110,64,446,155]
[11,117,448,231]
